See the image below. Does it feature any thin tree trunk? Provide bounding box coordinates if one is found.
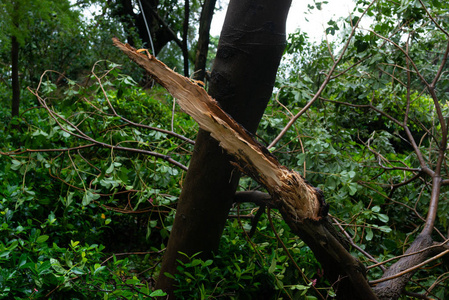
[182,0,190,76]
[193,0,216,81]
[11,35,20,117]
[154,0,291,295]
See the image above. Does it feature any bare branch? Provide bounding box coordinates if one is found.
[268,0,379,149]
[367,238,449,270]
[366,29,448,146]
[233,191,274,208]
[27,86,188,171]
[333,217,386,272]
[370,249,449,285]
[417,0,449,37]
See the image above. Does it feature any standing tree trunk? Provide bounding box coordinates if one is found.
[182,0,190,76]
[193,0,216,81]
[155,0,292,295]
[11,34,20,118]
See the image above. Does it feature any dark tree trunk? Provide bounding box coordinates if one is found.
[193,0,216,81]
[116,0,138,46]
[11,35,20,117]
[155,0,291,295]
[182,0,190,76]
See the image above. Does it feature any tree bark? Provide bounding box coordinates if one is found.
[11,34,20,117]
[154,0,291,295]
[193,0,216,81]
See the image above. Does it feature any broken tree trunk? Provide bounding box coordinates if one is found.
[113,38,323,220]
[113,38,379,299]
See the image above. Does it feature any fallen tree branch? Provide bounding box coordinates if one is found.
[113,38,325,222]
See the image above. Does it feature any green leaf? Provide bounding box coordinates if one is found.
[190,259,201,267]
[184,271,195,280]
[105,163,114,174]
[365,228,373,241]
[163,272,175,279]
[72,267,85,275]
[150,290,167,297]
[125,277,140,285]
[36,235,49,243]
[348,182,358,196]
[11,160,22,170]
[268,257,276,274]
[82,190,100,206]
[378,225,392,233]
[371,206,381,213]
[37,261,52,275]
[50,258,67,274]
[296,153,306,166]
[377,213,389,223]
[203,260,213,267]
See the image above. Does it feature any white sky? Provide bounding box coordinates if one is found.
[211,0,357,42]
[81,0,358,43]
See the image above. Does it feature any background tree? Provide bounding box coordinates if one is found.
[0,0,76,117]
[107,0,212,76]
[0,0,218,121]
[193,0,216,81]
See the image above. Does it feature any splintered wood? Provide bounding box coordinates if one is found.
[113,38,325,221]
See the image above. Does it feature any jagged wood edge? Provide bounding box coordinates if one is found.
[112,37,325,221]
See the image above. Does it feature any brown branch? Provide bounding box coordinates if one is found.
[332,217,386,272]
[321,98,403,127]
[89,63,195,145]
[417,0,449,37]
[322,96,435,177]
[145,2,183,50]
[370,249,449,285]
[367,29,448,145]
[367,238,449,270]
[0,143,96,155]
[182,0,190,77]
[422,176,442,236]
[233,191,274,208]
